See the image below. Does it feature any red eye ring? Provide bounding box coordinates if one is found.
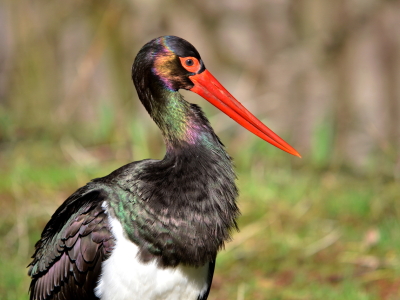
[179,57,201,73]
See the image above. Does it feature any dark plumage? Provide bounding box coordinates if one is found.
[29,188,114,300]
[29,35,299,300]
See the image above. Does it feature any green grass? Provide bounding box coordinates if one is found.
[1,136,399,300]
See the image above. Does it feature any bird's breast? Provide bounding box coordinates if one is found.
[95,211,210,300]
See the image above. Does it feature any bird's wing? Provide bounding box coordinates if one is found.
[28,188,115,300]
[198,259,216,300]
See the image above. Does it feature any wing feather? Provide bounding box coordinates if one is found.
[29,188,115,300]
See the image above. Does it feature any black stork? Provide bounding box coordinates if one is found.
[28,35,300,300]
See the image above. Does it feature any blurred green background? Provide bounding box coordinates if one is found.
[1,0,400,299]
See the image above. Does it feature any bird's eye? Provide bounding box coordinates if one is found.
[179,57,201,73]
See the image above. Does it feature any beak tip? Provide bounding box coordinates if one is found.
[281,145,301,158]
[292,151,302,158]
[286,148,301,158]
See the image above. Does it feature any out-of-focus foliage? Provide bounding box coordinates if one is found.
[1,0,399,168]
[1,0,399,299]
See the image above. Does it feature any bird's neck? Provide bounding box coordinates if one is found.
[149,90,210,151]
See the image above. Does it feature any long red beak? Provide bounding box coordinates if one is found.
[189,70,301,157]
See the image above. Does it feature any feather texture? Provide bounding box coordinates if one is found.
[28,189,115,300]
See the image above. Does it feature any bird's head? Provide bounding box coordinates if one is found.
[132,36,202,93]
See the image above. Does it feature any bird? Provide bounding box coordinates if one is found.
[28,35,300,300]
